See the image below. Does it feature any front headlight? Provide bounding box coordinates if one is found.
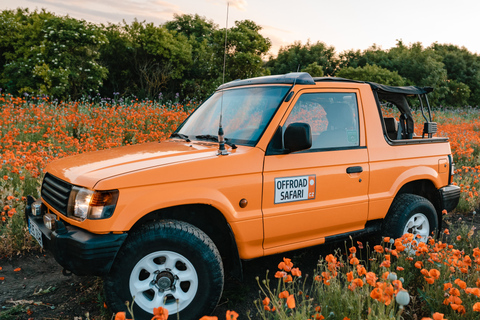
[68,186,119,221]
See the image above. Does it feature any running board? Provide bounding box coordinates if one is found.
[324,219,383,244]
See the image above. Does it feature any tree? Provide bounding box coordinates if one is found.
[267,41,337,76]
[0,8,108,99]
[302,62,324,77]
[99,20,192,99]
[431,43,480,106]
[215,19,271,81]
[165,14,219,99]
[336,64,406,86]
[338,41,449,104]
[442,79,471,107]
[98,23,137,96]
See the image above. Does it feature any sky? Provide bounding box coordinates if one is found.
[2,0,480,57]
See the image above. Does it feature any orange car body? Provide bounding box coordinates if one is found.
[38,79,453,261]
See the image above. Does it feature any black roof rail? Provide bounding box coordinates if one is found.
[217,73,434,96]
[217,72,315,90]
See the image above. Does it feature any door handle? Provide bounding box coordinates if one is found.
[346,166,363,174]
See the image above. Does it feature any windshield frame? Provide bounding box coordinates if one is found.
[174,85,291,147]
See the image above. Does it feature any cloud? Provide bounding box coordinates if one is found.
[205,0,247,11]
[259,24,295,57]
[25,0,184,24]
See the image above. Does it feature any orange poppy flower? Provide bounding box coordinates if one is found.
[449,288,461,297]
[347,271,353,282]
[415,261,423,269]
[152,307,168,320]
[465,287,480,297]
[353,278,364,287]
[379,260,391,268]
[392,279,403,293]
[374,245,384,253]
[286,294,295,309]
[350,257,359,265]
[451,304,466,314]
[226,310,239,320]
[357,265,367,276]
[114,312,126,320]
[424,277,435,284]
[429,269,440,280]
[325,254,336,263]
[365,272,377,286]
[454,278,467,289]
[370,287,382,300]
[431,312,446,320]
[278,290,289,299]
[278,257,293,272]
[291,267,301,277]
[262,297,270,306]
[473,302,480,312]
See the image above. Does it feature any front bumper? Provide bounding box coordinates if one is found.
[25,197,127,276]
[439,185,461,213]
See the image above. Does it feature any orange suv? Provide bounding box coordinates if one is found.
[25,73,460,320]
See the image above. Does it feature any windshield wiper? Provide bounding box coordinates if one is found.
[170,132,190,142]
[195,134,237,149]
[195,134,219,142]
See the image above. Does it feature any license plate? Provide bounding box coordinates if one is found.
[28,218,43,248]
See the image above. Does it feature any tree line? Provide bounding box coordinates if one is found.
[1,8,480,106]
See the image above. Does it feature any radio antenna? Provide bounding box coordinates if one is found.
[218,1,229,155]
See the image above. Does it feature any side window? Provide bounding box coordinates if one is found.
[285,92,359,149]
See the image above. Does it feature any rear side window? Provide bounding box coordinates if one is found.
[285,92,359,149]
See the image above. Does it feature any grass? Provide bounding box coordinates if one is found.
[1,95,480,319]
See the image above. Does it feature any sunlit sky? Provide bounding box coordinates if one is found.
[3,0,480,56]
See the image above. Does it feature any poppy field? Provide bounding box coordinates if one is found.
[1,93,480,320]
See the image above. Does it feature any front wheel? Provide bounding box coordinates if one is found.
[382,193,438,243]
[104,220,224,320]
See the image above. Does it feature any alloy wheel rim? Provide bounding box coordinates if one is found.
[403,212,430,243]
[129,250,198,314]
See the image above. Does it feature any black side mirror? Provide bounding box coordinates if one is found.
[284,123,312,153]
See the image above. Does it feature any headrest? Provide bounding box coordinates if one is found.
[384,117,398,132]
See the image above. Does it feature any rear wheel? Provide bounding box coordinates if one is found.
[382,193,438,243]
[104,220,224,320]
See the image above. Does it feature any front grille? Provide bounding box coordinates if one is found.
[41,173,72,216]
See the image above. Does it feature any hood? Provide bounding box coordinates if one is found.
[46,140,235,189]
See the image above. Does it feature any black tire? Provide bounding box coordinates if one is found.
[382,193,438,242]
[104,220,224,320]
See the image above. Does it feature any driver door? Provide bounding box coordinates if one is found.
[262,89,369,253]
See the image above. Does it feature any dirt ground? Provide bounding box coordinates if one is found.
[0,212,478,320]
[0,244,329,320]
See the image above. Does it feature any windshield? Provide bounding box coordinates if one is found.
[177,86,290,146]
